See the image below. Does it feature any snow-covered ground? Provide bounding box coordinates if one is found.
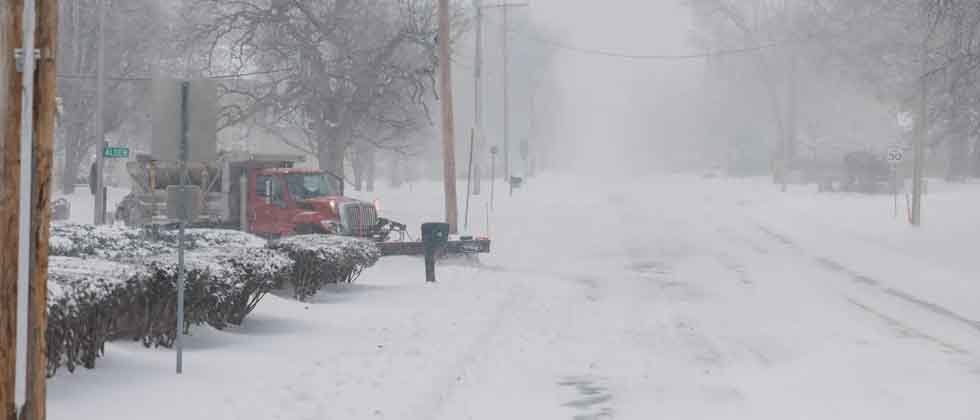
[54,186,130,226]
[48,175,980,419]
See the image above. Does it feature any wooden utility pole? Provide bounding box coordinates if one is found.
[502,5,510,180]
[1,0,54,418]
[472,0,483,196]
[438,0,459,234]
[24,1,56,419]
[1,0,25,418]
[486,2,528,181]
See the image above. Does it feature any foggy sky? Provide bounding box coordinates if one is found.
[527,0,703,175]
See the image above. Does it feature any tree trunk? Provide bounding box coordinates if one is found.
[972,138,980,178]
[60,146,78,194]
[389,154,402,188]
[365,147,375,192]
[317,138,346,191]
[351,147,364,192]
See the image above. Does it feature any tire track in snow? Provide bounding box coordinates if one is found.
[558,376,614,420]
[754,224,801,251]
[751,220,980,344]
[409,272,532,420]
[814,255,980,334]
[846,298,969,355]
[880,288,980,334]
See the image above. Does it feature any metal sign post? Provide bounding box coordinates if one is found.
[93,0,106,225]
[464,129,475,230]
[489,146,498,211]
[887,146,904,219]
[151,79,217,375]
[175,81,189,374]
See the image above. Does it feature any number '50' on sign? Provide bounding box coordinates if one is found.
[887,149,904,163]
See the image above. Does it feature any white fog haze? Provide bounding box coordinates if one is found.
[526,0,701,174]
[3,0,980,419]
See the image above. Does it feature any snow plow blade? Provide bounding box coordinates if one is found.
[376,238,491,257]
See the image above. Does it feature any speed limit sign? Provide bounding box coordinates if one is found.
[887,147,904,164]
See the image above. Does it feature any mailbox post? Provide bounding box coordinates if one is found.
[421,222,450,283]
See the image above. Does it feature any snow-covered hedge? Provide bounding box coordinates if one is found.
[45,225,382,375]
[269,235,381,300]
[47,248,293,374]
[47,257,143,376]
[114,247,293,347]
[49,224,172,259]
[49,223,267,259]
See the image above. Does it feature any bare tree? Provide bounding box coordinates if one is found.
[54,0,165,193]
[182,0,465,180]
[688,0,980,179]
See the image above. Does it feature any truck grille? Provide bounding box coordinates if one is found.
[341,202,377,236]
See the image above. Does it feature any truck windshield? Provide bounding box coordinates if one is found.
[285,173,338,199]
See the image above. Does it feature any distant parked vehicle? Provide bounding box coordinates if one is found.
[841,151,892,193]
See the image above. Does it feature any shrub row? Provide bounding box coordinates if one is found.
[46,224,380,376]
[47,257,142,376]
[269,234,382,300]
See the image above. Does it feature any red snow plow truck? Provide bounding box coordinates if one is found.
[115,151,490,257]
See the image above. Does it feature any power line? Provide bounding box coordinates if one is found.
[56,67,296,82]
[478,11,797,60]
[501,24,792,61]
[486,1,903,62]
[514,30,787,60]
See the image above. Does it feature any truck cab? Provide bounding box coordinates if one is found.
[248,168,378,237]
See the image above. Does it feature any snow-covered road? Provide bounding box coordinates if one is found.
[49,175,980,419]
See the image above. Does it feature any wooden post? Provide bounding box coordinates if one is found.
[437,0,459,234]
[22,0,56,418]
[0,1,24,419]
[502,5,510,181]
[472,0,483,196]
[911,46,927,226]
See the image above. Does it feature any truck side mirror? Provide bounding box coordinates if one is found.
[265,179,272,205]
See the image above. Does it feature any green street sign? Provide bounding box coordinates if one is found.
[103,146,130,158]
